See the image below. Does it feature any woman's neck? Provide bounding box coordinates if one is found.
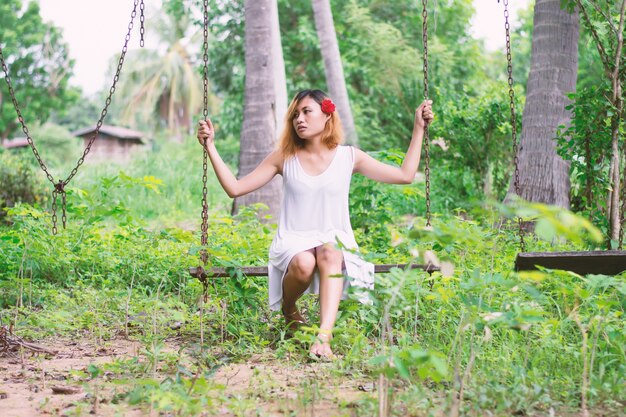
[301,137,329,154]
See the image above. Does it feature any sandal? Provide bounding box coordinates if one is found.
[310,329,335,360]
[282,306,307,333]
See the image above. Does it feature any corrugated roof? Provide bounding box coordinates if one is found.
[2,137,30,149]
[72,124,145,142]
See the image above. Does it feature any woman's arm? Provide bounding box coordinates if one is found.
[197,119,281,198]
[353,100,433,184]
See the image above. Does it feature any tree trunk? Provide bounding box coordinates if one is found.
[507,0,579,208]
[232,0,282,221]
[312,0,358,145]
[607,0,626,244]
[271,0,288,139]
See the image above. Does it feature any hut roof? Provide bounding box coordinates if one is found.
[72,125,145,143]
[2,137,30,149]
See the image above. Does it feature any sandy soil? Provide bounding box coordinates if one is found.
[1,338,146,416]
[2,336,621,417]
[0,337,375,417]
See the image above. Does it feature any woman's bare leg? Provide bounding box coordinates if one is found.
[312,243,344,357]
[282,250,316,323]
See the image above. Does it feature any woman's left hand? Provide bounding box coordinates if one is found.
[414,100,434,131]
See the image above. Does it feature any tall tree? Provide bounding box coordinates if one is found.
[312,0,358,145]
[232,0,282,220]
[271,0,288,137]
[0,0,75,141]
[507,0,579,209]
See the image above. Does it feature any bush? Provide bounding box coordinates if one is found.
[0,150,48,220]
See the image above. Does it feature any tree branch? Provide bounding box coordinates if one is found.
[611,0,626,82]
[577,0,612,74]
[590,1,617,36]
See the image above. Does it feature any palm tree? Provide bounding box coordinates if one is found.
[312,0,358,145]
[232,0,283,220]
[112,8,206,141]
[271,0,288,138]
[508,0,579,208]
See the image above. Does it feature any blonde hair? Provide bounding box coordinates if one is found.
[278,89,344,158]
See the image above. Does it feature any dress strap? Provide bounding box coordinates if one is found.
[349,145,355,169]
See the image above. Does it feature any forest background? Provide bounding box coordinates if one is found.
[0,0,625,416]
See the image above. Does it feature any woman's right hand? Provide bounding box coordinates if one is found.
[197,119,215,148]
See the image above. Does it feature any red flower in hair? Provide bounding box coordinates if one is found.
[321,99,336,114]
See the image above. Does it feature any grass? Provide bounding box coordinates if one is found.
[1,136,625,416]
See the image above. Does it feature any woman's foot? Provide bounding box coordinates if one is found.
[282,305,307,333]
[310,329,334,359]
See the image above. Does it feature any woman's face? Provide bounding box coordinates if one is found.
[292,96,330,140]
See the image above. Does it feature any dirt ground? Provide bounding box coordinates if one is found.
[0,337,376,417]
[2,336,622,417]
[1,338,144,416]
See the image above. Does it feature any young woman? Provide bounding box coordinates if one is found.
[197,89,433,358]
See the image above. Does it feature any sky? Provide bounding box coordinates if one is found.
[36,0,532,96]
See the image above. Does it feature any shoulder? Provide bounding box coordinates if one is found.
[265,149,285,164]
[349,146,367,163]
[337,145,361,158]
[264,149,286,173]
[351,147,380,174]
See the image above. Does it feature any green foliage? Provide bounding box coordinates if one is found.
[69,135,231,225]
[3,1,626,415]
[350,149,424,261]
[199,0,245,144]
[0,150,48,220]
[431,82,525,206]
[49,90,104,133]
[1,181,625,415]
[26,122,83,167]
[0,0,76,140]
[556,87,617,231]
[555,0,626,242]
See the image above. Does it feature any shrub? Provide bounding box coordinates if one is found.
[0,150,48,220]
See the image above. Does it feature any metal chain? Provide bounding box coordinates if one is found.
[617,148,626,250]
[140,0,145,47]
[200,0,210,270]
[0,49,55,185]
[422,0,431,227]
[503,0,525,252]
[0,0,140,234]
[51,191,59,236]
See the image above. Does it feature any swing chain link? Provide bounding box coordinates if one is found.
[199,0,210,269]
[140,0,145,47]
[0,48,55,186]
[617,154,626,250]
[422,0,431,227]
[503,0,525,252]
[0,0,140,234]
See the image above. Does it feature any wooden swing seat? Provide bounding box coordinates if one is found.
[190,263,440,279]
[515,250,626,275]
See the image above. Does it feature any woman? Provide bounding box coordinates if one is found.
[197,89,433,358]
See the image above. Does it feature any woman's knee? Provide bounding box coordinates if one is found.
[287,251,316,282]
[316,244,343,267]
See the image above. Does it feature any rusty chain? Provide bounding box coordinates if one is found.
[197,0,211,298]
[503,0,526,252]
[422,0,431,227]
[617,146,626,250]
[140,0,145,47]
[0,0,140,234]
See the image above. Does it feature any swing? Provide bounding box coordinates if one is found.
[189,0,440,285]
[0,0,146,234]
[498,1,626,275]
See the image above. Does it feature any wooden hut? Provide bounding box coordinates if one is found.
[72,125,145,163]
[2,137,30,150]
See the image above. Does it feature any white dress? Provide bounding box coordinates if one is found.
[268,145,375,311]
